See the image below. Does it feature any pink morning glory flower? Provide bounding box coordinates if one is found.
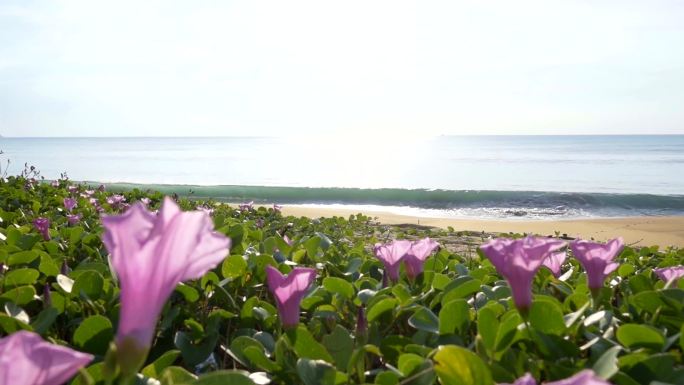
[546,370,612,385]
[374,240,413,283]
[542,251,567,278]
[480,236,566,312]
[273,204,282,213]
[67,185,78,194]
[50,180,60,188]
[266,266,317,329]
[63,197,77,212]
[140,197,151,205]
[66,214,82,226]
[404,237,440,280]
[106,194,126,209]
[0,331,93,385]
[33,218,50,241]
[500,373,537,385]
[239,201,254,212]
[101,197,231,374]
[653,266,684,284]
[570,238,623,293]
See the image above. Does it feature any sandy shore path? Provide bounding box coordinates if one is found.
[280,206,684,248]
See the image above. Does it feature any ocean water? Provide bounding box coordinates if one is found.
[2,135,684,219]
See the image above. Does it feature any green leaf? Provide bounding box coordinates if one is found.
[367,298,397,322]
[477,308,498,352]
[304,236,321,259]
[323,277,354,300]
[31,307,58,334]
[7,250,39,266]
[228,336,264,368]
[616,324,665,351]
[175,283,200,303]
[192,370,255,385]
[297,358,337,385]
[398,353,424,376]
[408,306,439,334]
[72,271,104,300]
[322,325,354,370]
[529,300,566,335]
[439,299,469,335]
[287,325,334,363]
[3,268,39,287]
[160,366,197,385]
[0,285,36,306]
[221,255,247,280]
[39,254,60,277]
[433,345,494,385]
[442,278,482,303]
[73,315,114,355]
[141,350,181,378]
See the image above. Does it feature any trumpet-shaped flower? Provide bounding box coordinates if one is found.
[239,201,254,212]
[654,266,684,284]
[63,197,77,212]
[542,251,567,278]
[546,370,611,385]
[266,266,316,328]
[374,240,413,283]
[102,197,231,374]
[404,238,440,280]
[107,194,126,209]
[0,331,93,385]
[273,203,282,213]
[570,238,623,292]
[480,236,566,311]
[500,373,537,385]
[33,218,50,241]
[66,214,81,226]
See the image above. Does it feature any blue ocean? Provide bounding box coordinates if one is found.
[3,135,684,219]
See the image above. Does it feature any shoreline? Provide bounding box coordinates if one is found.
[280,206,684,248]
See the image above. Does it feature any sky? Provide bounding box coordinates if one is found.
[1,0,683,137]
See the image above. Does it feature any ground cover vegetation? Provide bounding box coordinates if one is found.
[1,168,684,385]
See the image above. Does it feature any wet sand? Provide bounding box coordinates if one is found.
[280,206,684,248]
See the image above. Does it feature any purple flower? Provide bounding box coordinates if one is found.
[101,197,231,374]
[50,180,60,188]
[107,194,126,209]
[98,184,106,192]
[545,370,611,385]
[33,218,50,241]
[140,197,151,205]
[273,204,282,213]
[66,214,82,226]
[67,185,78,194]
[0,330,93,385]
[570,238,623,293]
[63,197,77,212]
[404,237,440,280]
[284,234,293,246]
[374,240,413,283]
[88,197,98,206]
[542,251,567,278]
[255,218,265,229]
[84,189,95,197]
[239,201,254,212]
[480,236,566,312]
[654,266,684,284]
[500,373,537,385]
[266,266,316,329]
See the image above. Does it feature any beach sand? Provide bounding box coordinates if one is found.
[281,206,684,248]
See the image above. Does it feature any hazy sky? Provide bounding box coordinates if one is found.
[1,0,683,137]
